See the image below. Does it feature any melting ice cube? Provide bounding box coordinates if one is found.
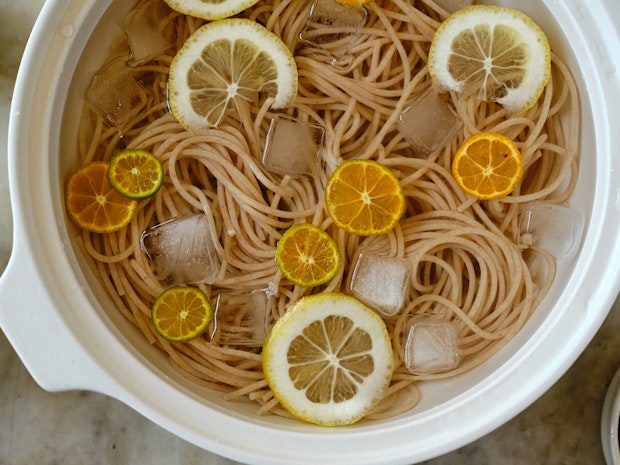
[524,249,554,296]
[140,215,221,285]
[432,0,473,14]
[349,252,411,317]
[211,290,272,347]
[261,115,325,177]
[299,0,368,70]
[124,0,174,66]
[404,317,461,374]
[519,202,585,260]
[85,56,154,130]
[397,88,461,157]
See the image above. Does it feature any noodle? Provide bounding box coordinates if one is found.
[71,0,579,421]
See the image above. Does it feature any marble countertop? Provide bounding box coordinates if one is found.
[1,1,619,464]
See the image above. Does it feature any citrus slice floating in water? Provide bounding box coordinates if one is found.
[451,132,523,200]
[163,0,259,20]
[151,286,213,342]
[276,223,341,287]
[168,18,298,131]
[428,5,551,114]
[262,292,394,426]
[108,148,164,200]
[65,162,138,233]
[325,159,405,236]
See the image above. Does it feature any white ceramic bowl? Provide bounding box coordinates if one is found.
[2,1,620,464]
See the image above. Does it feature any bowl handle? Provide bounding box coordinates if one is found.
[0,244,111,393]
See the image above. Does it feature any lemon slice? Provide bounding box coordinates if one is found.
[163,0,258,20]
[428,5,551,114]
[169,18,298,132]
[262,293,394,426]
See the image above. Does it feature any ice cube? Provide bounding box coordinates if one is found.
[140,215,221,285]
[519,202,585,260]
[299,0,368,70]
[349,252,411,317]
[124,0,174,66]
[524,249,554,296]
[432,0,473,14]
[261,115,325,177]
[85,56,154,130]
[397,88,461,157]
[404,317,461,374]
[211,289,272,347]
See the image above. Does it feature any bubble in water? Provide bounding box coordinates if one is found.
[59,24,74,38]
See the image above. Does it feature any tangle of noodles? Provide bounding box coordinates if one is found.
[71,0,579,421]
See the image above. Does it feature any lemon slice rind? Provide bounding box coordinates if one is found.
[263,293,394,426]
[163,0,259,20]
[429,5,551,114]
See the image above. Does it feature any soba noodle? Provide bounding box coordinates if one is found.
[71,0,579,421]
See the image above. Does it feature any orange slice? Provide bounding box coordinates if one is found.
[65,162,138,233]
[276,223,341,287]
[151,286,213,342]
[451,132,523,200]
[325,159,405,236]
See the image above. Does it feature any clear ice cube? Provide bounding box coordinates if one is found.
[397,88,461,157]
[124,0,173,66]
[519,202,585,260]
[349,252,411,317]
[140,215,221,285]
[432,0,473,14]
[211,289,272,347]
[85,56,154,130]
[299,0,368,70]
[261,115,325,177]
[404,317,461,374]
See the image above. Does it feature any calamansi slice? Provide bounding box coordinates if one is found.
[108,149,164,200]
[65,162,138,233]
[151,286,213,342]
[428,5,551,114]
[276,223,341,287]
[262,292,394,426]
[452,132,523,200]
[168,18,298,132]
[325,159,405,236]
[163,0,258,20]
